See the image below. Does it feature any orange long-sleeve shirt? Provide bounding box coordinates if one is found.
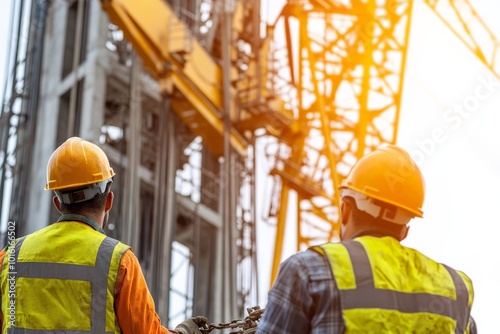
[0,242,177,334]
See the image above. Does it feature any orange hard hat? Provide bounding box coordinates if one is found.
[45,137,115,192]
[340,145,425,219]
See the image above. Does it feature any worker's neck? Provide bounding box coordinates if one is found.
[79,211,105,228]
[343,227,401,241]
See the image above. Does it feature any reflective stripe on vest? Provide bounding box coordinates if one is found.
[1,223,129,334]
[8,237,117,334]
[313,237,473,333]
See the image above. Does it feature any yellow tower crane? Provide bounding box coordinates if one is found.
[263,0,499,284]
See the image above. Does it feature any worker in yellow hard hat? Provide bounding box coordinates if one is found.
[257,145,476,333]
[0,137,207,334]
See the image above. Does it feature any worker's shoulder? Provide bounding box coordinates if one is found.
[106,237,133,263]
[455,269,473,285]
[116,245,137,265]
[285,247,328,263]
[106,235,130,248]
[280,248,332,279]
[440,263,474,287]
[406,245,475,288]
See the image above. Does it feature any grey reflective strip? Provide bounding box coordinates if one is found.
[92,237,119,334]
[341,240,468,333]
[11,237,119,334]
[13,236,27,260]
[443,264,470,334]
[15,262,93,280]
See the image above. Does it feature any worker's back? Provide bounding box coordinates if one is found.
[312,236,473,333]
[258,146,475,334]
[0,220,129,333]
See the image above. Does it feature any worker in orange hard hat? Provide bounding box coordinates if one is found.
[0,137,207,334]
[258,145,477,334]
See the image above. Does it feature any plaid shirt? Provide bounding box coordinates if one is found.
[257,249,345,334]
[257,245,477,334]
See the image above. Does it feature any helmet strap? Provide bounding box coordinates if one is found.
[340,188,412,225]
[55,180,112,204]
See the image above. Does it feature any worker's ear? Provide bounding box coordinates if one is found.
[104,191,114,213]
[399,225,409,241]
[341,200,351,226]
[53,196,62,213]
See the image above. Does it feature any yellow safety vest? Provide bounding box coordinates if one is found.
[0,217,130,333]
[311,236,474,334]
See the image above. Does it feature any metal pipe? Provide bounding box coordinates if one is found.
[0,0,26,241]
[221,0,237,319]
[250,136,259,305]
[150,95,176,320]
[14,0,48,235]
[251,0,260,305]
[67,0,85,137]
[253,0,261,101]
[122,51,142,249]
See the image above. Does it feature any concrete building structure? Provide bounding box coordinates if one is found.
[0,0,258,326]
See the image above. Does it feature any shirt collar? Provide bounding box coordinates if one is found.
[57,214,106,235]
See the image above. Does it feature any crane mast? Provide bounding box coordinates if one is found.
[422,0,499,79]
[265,0,499,283]
[265,0,414,282]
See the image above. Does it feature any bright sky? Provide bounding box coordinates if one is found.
[0,0,499,332]
[398,1,500,331]
[0,0,13,104]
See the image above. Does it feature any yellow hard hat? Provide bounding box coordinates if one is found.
[45,137,115,192]
[340,145,425,219]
